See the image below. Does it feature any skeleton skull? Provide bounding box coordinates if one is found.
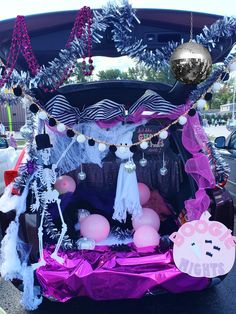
[40,148,51,164]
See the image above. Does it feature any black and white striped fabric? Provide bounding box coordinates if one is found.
[129,89,178,115]
[44,90,178,125]
[44,95,81,126]
[80,99,125,121]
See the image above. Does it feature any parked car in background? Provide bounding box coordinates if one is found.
[0,136,18,195]
[215,130,236,206]
[226,119,236,132]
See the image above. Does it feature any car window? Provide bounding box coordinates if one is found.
[229,132,236,150]
[66,56,176,86]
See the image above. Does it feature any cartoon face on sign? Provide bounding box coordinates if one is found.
[169,212,236,278]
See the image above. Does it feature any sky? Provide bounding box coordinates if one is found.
[0,0,236,20]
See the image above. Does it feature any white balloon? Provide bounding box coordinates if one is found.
[197,99,207,110]
[140,141,148,150]
[98,143,107,152]
[229,62,236,72]
[57,123,66,132]
[77,134,86,143]
[38,111,48,120]
[212,82,222,93]
[178,115,187,125]
[159,130,168,140]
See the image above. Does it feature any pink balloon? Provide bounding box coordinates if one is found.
[132,207,160,231]
[80,214,110,242]
[133,225,160,248]
[138,182,150,205]
[54,175,76,194]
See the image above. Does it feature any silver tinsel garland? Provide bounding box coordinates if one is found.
[190,45,236,102]
[43,209,74,250]
[13,103,37,191]
[0,88,24,106]
[1,0,236,95]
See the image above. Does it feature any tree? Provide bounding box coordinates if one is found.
[210,78,234,109]
[66,62,89,84]
[97,69,128,80]
[125,64,175,84]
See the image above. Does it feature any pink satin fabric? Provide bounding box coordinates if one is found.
[96,102,192,128]
[36,246,209,302]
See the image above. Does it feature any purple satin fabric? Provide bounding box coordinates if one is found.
[182,114,216,220]
[96,102,191,128]
[36,246,209,302]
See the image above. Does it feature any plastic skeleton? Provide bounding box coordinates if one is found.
[31,147,67,269]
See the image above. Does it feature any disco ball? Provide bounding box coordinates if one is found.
[170,41,212,84]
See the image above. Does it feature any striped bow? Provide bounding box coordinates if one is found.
[44,95,81,126]
[129,89,178,116]
[44,90,179,125]
[80,99,125,121]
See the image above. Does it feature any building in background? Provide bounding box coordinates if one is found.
[0,103,25,132]
[220,103,236,117]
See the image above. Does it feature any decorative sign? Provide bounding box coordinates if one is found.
[169,211,236,278]
[133,123,166,154]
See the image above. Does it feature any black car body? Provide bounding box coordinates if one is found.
[0,4,235,306]
[215,131,236,206]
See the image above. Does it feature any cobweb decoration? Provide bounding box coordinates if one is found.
[48,121,144,175]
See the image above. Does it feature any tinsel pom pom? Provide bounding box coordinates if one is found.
[48,118,57,126]
[140,142,148,150]
[29,103,39,114]
[178,115,187,125]
[38,111,48,120]
[159,130,168,140]
[109,145,117,152]
[221,72,230,81]
[188,108,196,117]
[57,123,66,132]
[13,85,23,97]
[151,136,159,144]
[130,145,137,153]
[197,99,207,110]
[67,129,75,138]
[88,138,95,146]
[98,143,107,152]
[77,134,86,143]
[204,93,213,101]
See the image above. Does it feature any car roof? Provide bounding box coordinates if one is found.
[0,9,230,71]
[0,9,234,106]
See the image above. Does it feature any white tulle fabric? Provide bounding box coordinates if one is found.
[21,264,42,310]
[48,121,145,174]
[113,163,142,222]
[0,182,42,310]
[0,220,22,280]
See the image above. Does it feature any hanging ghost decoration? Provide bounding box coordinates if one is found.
[113,130,142,222]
